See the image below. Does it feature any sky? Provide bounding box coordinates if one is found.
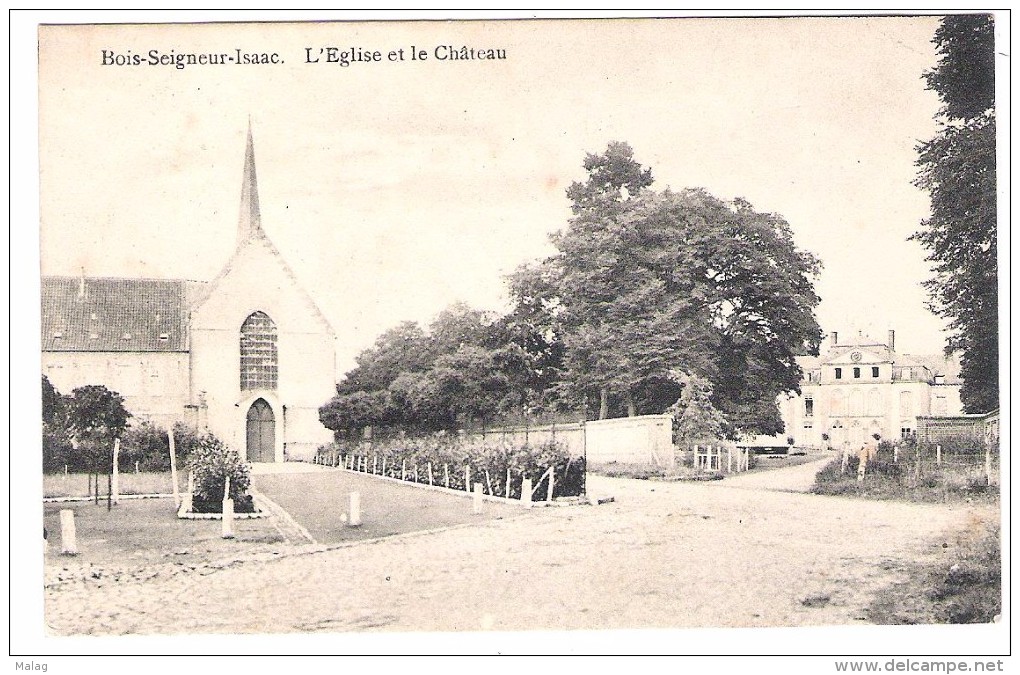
[34,15,953,374]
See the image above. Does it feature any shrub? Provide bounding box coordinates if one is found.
[120,421,203,472]
[187,434,253,513]
[42,423,74,473]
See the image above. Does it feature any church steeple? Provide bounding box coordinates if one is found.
[237,122,263,245]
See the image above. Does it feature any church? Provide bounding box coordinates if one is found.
[776,329,964,449]
[40,128,337,462]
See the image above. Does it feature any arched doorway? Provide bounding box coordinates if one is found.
[246,398,275,462]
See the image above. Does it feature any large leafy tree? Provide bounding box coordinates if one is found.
[63,385,131,489]
[912,14,997,413]
[527,143,822,435]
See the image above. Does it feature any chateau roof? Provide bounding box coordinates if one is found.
[41,276,204,352]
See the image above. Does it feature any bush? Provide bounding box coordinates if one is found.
[119,421,203,472]
[187,434,252,512]
[42,423,74,473]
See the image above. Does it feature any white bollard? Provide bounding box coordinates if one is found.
[521,478,533,509]
[59,509,78,555]
[221,499,235,538]
[473,482,484,514]
[135,460,139,474]
[112,438,121,505]
[349,492,362,527]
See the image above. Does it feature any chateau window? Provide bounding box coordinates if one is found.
[804,398,814,417]
[853,367,861,379]
[240,311,278,391]
[835,368,842,380]
[872,367,879,378]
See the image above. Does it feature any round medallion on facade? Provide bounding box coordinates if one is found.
[850,351,862,362]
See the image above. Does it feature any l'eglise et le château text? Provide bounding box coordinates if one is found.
[100,45,507,70]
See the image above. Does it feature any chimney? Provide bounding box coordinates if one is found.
[888,329,895,351]
[830,331,838,346]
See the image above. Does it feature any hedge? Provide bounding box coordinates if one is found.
[315,435,585,499]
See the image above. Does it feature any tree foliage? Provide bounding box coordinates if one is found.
[63,384,131,473]
[522,143,822,435]
[667,371,728,446]
[913,14,997,413]
[320,302,556,434]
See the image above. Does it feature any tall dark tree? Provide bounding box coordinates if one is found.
[564,140,654,214]
[528,142,822,435]
[913,14,997,413]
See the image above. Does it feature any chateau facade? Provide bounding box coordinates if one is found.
[778,330,963,448]
[41,129,337,462]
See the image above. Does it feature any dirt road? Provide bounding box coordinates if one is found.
[44,461,994,635]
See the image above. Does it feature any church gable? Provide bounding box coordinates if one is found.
[190,235,333,336]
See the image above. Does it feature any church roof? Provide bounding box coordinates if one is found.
[41,276,203,352]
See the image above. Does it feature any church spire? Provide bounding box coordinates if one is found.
[237,122,263,245]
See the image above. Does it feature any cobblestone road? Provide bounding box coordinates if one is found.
[44,462,994,635]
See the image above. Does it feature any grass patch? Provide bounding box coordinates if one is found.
[43,497,285,576]
[44,472,184,499]
[867,517,1001,624]
[811,459,998,504]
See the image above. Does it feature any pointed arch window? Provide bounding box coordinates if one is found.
[240,311,278,391]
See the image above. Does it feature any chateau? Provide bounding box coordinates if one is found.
[777,330,963,448]
[40,128,337,462]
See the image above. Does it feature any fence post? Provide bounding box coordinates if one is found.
[505,468,511,498]
[484,469,493,496]
[893,445,899,464]
[521,478,533,509]
[382,457,387,477]
[727,447,733,473]
[167,427,180,508]
[349,492,362,527]
[914,444,922,484]
[985,444,993,486]
[547,467,555,502]
[413,464,419,483]
[465,466,471,492]
[473,483,484,514]
[428,462,434,486]
[134,461,139,475]
[401,460,407,481]
[373,455,378,475]
[59,509,78,555]
[445,464,450,488]
[936,444,942,467]
[182,471,195,513]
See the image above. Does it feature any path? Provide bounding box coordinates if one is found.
[44,458,994,636]
[714,454,836,493]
